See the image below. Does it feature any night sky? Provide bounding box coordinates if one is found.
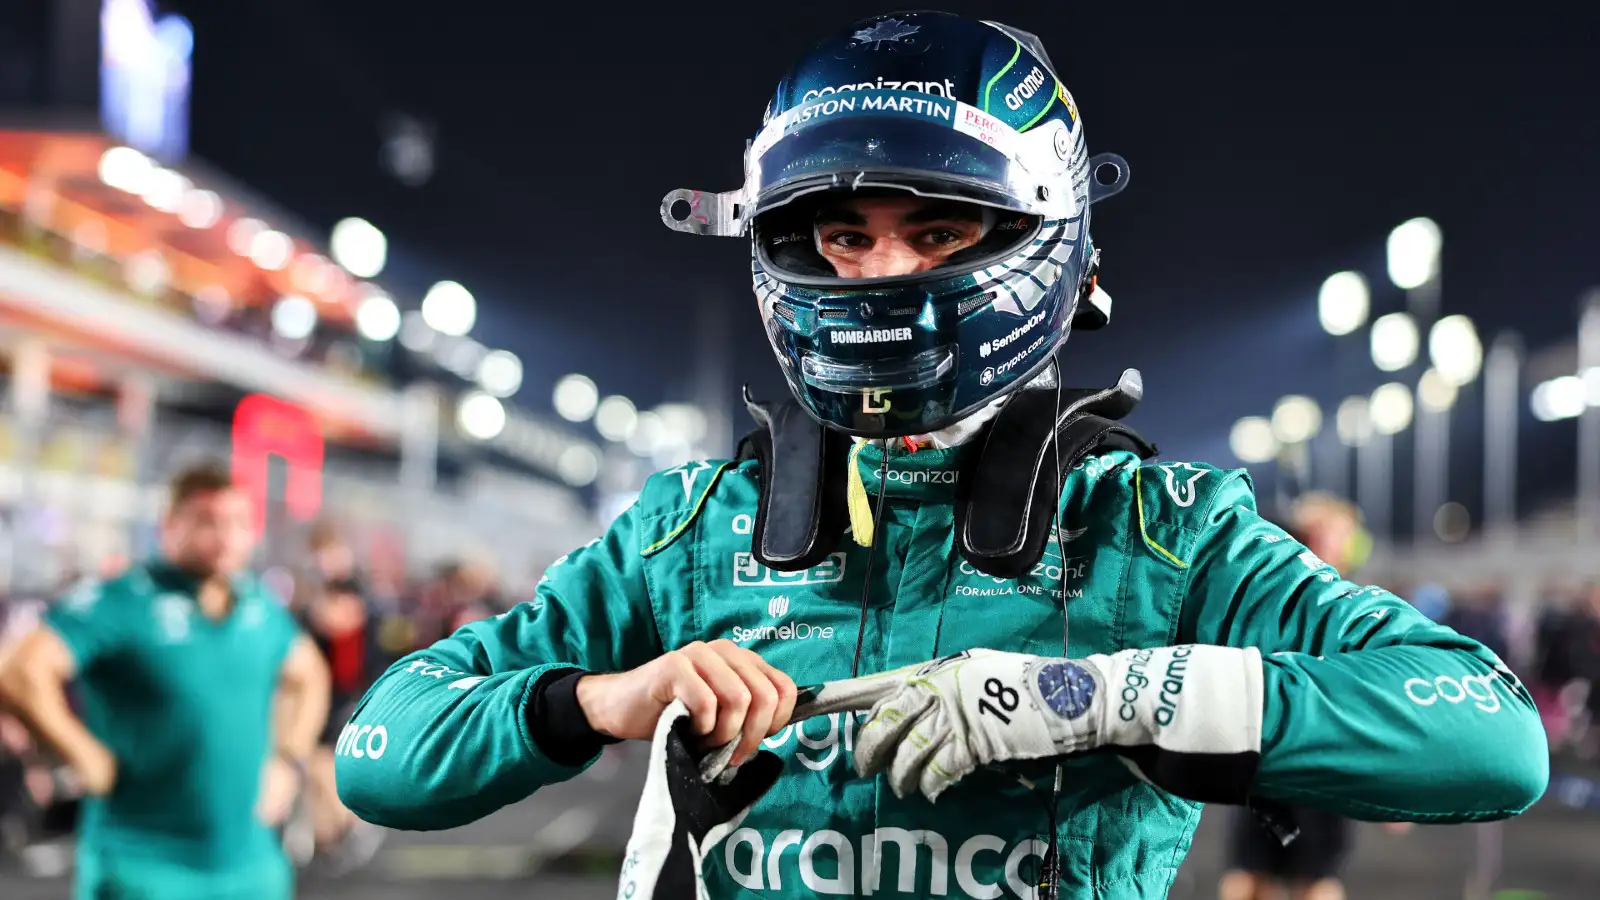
[159,1,1599,525]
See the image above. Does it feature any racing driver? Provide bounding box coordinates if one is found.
[335,11,1548,900]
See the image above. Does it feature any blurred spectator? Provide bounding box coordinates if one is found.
[1534,581,1600,762]
[408,556,504,644]
[1444,583,1514,665]
[292,522,387,869]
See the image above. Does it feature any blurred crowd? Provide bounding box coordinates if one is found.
[0,517,520,873]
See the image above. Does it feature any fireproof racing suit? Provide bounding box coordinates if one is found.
[335,443,1548,899]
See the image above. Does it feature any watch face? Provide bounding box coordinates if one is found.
[1036,660,1096,720]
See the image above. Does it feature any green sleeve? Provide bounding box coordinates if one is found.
[336,503,662,830]
[43,579,125,670]
[1178,471,1548,822]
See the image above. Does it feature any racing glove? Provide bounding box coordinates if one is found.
[617,699,784,900]
[798,646,1265,803]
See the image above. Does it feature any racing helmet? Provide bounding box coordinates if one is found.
[661,11,1129,438]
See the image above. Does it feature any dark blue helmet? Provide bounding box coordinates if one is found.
[662,11,1128,438]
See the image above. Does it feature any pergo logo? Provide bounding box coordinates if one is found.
[723,826,1051,897]
[767,595,791,617]
[335,723,388,760]
[801,77,957,103]
[979,310,1047,359]
[1004,66,1048,111]
[733,552,846,587]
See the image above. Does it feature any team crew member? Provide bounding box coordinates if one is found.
[0,462,329,900]
[336,13,1547,900]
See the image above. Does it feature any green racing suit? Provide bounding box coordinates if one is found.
[336,442,1548,899]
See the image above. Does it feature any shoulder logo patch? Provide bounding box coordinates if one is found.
[1157,462,1210,508]
[664,461,714,501]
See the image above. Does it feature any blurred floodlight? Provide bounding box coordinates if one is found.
[355,289,401,341]
[476,350,524,398]
[1318,271,1370,336]
[457,391,506,441]
[330,217,388,279]
[177,188,223,229]
[1418,368,1458,413]
[1531,376,1586,422]
[1270,395,1322,444]
[1229,416,1278,464]
[1386,217,1442,290]
[1336,396,1373,447]
[1370,382,1414,435]
[249,229,293,271]
[595,395,638,442]
[655,403,710,445]
[1370,312,1420,372]
[1433,502,1471,543]
[141,167,190,213]
[557,445,601,488]
[626,412,668,456]
[1582,366,1600,407]
[437,337,488,380]
[421,280,476,336]
[398,310,436,352]
[270,295,318,340]
[97,146,153,194]
[1428,315,1482,386]
[124,250,170,296]
[226,217,265,256]
[553,375,600,423]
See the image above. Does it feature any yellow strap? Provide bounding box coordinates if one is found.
[846,442,875,548]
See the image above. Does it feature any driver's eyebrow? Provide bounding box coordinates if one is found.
[903,201,986,225]
[815,206,867,227]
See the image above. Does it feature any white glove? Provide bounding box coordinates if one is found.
[798,645,1263,803]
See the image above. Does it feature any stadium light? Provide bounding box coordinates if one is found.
[1270,395,1322,445]
[553,374,600,423]
[1336,396,1373,447]
[226,217,266,256]
[655,403,710,445]
[421,280,476,336]
[1428,315,1482,386]
[1318,271,1370,337]
[1370,382,1414,435]
[177,188,223,229]
[330,217,388,279]
[1583,366,1600,406]
[97,146,154,194]
[1228,416,1278,464]
[270,295,318,340]
[457,391,506,441]
[1531,376,1586,422]
[249,229,293,271]
[476,350,524,398]
[141,167,190,214]
[1370,312,1419,372]
[627,411,668,456]
[595,395,638,442]
[557,445,601,487]
[1387,217,1442,290]
[1417,367,1458,412]
[355,287,401,341]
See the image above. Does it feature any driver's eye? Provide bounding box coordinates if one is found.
[923,229,962,246]
[826,231,870,250]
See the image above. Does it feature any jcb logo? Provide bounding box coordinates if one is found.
[335,723,389,760]
[733,552,845,587]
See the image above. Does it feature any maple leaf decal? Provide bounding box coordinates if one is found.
[852,18,920,49]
